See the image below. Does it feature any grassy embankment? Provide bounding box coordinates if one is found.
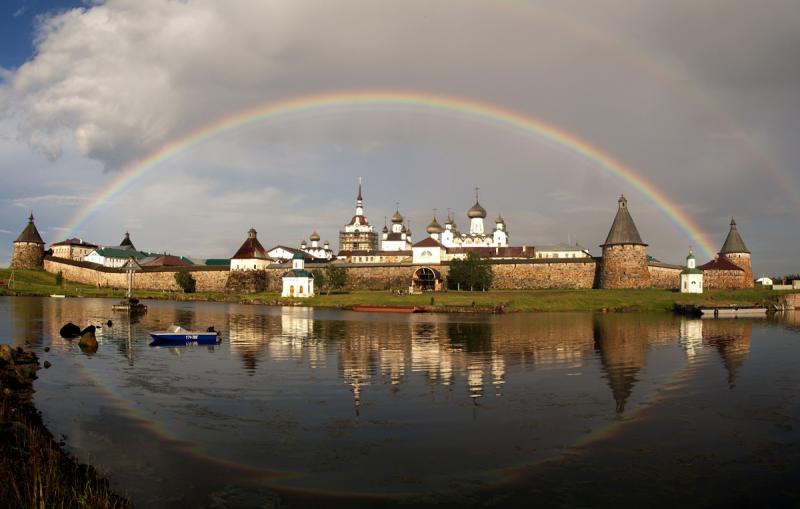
[2,268,795,313]
[0,346,128,508]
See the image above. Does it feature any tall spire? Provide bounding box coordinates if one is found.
[601,195,646,247]
[719,217,749,254]
[355,177,364,216]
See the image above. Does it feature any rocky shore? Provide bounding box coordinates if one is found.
[0,344,128,508]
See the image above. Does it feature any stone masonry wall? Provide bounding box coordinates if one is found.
[722,253,754,287]
[490,260,597,289]
[44,257,229,292]
[703,269,749,290]
[600,245,651,289]
[648,264,681,289]
[10,242,44,270]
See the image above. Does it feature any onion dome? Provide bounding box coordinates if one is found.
[426,221,443,235]
[426,217,444,234]
[300,239,307,248]
[247,227,257,239]
[495,214,505,224]
[391,209,404,223]
[382,225,389,233]
[309,231,320,242]
[444,214,454,225]
[467,200,487,219]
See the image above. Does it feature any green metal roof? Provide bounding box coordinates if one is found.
[681,267,703,275]
[94,247,148,259]
[204,258,231,266]
[283,269,313,278]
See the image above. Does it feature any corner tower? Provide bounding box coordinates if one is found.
[599,195,651,289]
[718,218,753,286]
[10,213,45,270]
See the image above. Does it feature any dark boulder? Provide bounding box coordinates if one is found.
[59,323,81,339]
[78,326,98,354]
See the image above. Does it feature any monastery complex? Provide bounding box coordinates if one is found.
[10,181,755,294]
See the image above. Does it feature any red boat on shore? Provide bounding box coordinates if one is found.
[350,305,427,313]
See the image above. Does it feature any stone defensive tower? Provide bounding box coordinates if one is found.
[10,213,45,270]
[718,218,753,287]
[599,195,651,289]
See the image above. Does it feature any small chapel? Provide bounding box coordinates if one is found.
[282,253,315,298]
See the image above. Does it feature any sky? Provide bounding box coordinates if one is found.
[0,0,798,275]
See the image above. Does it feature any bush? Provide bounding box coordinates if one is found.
[311,269,325,292]
[174,270,196,293]
[54,271,63,287]
[324,264,349,294]
[447,252,493,291]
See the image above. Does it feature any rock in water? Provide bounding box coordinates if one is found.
[59,323,81,338]
[43,361,52,369]
[78,325,98,353]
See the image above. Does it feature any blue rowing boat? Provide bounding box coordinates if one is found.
[149,325,221,346]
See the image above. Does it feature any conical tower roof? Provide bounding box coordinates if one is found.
[601,195,646,247]
[120,231,136,250]
[14,213,44,244]
[719,218,749,254]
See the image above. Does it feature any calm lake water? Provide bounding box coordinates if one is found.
[1,296,799,508]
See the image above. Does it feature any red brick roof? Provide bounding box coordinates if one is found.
[698,256,744,272]
[412,237,443,248]
[232,237,268,260]
[140,255,193,267]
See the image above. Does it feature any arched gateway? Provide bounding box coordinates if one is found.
[412,267,442,292]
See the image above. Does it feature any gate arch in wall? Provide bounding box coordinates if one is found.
[412,267,442,292]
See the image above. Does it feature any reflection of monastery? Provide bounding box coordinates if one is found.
[221,307,756,415]
[19,179,754,292]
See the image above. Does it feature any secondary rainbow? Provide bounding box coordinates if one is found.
[62,90,717,257]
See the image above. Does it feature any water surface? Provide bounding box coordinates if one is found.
[1,296,798,507]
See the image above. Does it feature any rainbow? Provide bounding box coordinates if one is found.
[62,90,717,257]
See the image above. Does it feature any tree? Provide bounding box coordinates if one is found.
[311,268,325,293]
[55,270,63,287]
[447,252,493,291]
[174,270,196,293]
[325,264,349,294]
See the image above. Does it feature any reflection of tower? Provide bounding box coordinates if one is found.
[228,308,276,373]
[594,315,648,413]
[703,320,752,387]
[490,354,505,396]
[467,361,484,402]
[10,297,44,348]
[679,319,704,360]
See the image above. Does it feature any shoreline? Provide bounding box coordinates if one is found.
[2,267,796,314]
[0,344,129,508]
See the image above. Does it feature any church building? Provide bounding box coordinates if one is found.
[680,249,703,293]
[282,253,314,298]
[381,206,413,251]
[438,190,509,248]
[339,179,378,253]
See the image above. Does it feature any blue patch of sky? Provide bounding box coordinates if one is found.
[0,0,87,70]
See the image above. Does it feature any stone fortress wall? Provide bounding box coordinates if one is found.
[43,256,684,293]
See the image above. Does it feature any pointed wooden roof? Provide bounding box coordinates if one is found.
[719,218,749,254]
[15,213,44,244]
[601,195,646,247]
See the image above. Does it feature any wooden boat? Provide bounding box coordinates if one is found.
[49,294,66,298]
[351,305,427,313]
[149,325,221,346]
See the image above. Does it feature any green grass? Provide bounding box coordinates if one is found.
[1,268,794,313]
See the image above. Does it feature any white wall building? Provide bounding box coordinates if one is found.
[230,227,270,271]
[535,243,592,259]
[680,249,704,294]
[85,247,145,268]
[437,190,509,248]
[282,253,315,298]
[301,231,334,260]
[412,237,444,265]
[382,207,413,251]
